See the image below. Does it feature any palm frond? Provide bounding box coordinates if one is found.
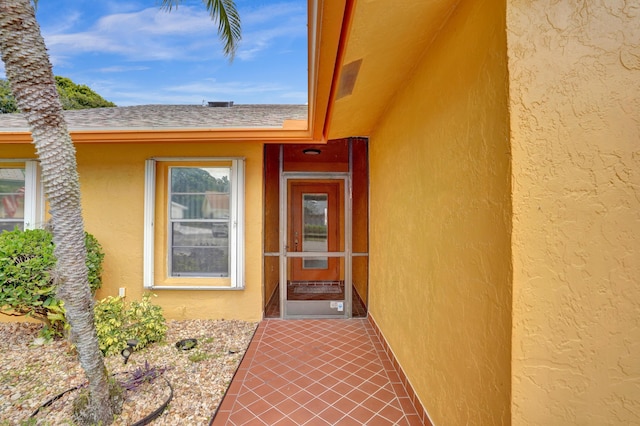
[159,0,182,12]
[161,0,241,61]
[205,0,242,61]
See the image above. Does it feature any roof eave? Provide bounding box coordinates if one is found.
[0,128,317,144]
[307,0,349,143]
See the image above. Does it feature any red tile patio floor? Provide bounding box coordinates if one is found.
[211,319,424,425]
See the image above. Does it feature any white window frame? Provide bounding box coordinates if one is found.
[143,157,245,290]
[0,159,44,230]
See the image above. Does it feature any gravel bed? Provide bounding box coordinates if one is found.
[0,319,258,425]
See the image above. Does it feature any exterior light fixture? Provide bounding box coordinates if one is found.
[303,149,321,155]
[176,338,198,351]
[121,339,139,364]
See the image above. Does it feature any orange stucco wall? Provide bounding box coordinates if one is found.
[508,1,640,424]
[364,0,511,424]
[1,141,264,322]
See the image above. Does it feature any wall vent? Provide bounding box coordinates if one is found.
[208,101,234,107]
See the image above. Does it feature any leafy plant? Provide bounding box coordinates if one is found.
[119,361,169,391]
[127,294,168,351]
[93,296,126,354]
[94,293,167,356]
[188,351,212,363]
[0,228,104,337]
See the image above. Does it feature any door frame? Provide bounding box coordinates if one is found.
[279,172,352,319]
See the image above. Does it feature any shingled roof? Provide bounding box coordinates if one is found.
[0,104,308,131]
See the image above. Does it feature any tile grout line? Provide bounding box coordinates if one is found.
[367,314,433,426]
[216,318,425,425]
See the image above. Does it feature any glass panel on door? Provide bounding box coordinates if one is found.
[302,193,328,269]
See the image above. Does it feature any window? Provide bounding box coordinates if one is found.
[0,161,43,232]
[302,193,329,269]
[144,158,245,289]
[169,166,231,277]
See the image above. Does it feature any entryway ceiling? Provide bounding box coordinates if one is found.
[326,0,461,140]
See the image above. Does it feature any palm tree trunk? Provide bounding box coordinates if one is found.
[0,0,114,424]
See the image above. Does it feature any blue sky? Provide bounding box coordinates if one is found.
[13,0,308,106]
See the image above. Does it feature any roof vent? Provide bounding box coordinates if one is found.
[208,101,234,107]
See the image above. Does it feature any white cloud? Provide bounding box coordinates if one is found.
[236,3,306,60]
[102,78,297,106]
[42,7,224,63]
[98,65,150,73]
[237,23,306,60]
[40,3,306,65]
[168,80,288,96]
[36,10,83,34]
[279,91,308,100]
[5,1,309,106]
[241,2,306,26]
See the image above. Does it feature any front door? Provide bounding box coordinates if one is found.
[282,177,350,318]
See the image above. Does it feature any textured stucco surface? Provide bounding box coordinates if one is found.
[1,142,264,322]
[367,0,511,424]
[508,0,640,423]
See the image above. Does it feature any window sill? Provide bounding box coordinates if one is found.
[147,285,245,291]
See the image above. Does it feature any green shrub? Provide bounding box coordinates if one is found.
[94,293,167,356]
[0,228,104,336]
